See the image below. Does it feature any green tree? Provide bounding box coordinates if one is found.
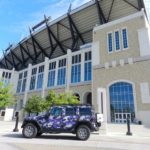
[0,81,15,109]
[45,90,57,107]
[24,95,46,116]
[46,90,80,106]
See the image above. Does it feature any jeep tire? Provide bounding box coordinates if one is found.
[76,125,90,141]
[22,123,37,138]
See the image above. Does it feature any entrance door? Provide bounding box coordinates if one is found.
[109,82,135,123]
[115,113,131,123]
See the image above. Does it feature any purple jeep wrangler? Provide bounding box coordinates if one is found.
[21,105,102,140]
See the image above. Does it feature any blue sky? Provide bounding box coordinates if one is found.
[0,0,90,56]
[0,0,150,57]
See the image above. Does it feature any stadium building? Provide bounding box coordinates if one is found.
[0,0,150,126]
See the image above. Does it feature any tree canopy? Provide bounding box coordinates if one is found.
[24,95,45,115]
[45,91,80,107]
[24,91,80,115]
[0,81,15,109]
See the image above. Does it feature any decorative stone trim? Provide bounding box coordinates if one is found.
[105,62,109,69]
[128,58,133,65]
[120,59,125,66]
[112,61,117,68]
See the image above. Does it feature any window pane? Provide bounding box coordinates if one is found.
[47,71,55,87]
[22,79,26,92]
[37,73,43,89]
[71,64,81,83]
[122,29,128,49]
[51,107,62,116]
[84,62,92,81]
[115,31,120,50]
[16,80,22,93]
[66,108,76,116]
[79,108,92,116]
[57,68,66,85]
[30,76,36,90]
[108,33,113,52]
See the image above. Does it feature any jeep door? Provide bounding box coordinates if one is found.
[45,107,63,131]
[61,107,78,131]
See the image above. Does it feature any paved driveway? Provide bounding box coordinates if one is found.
[0,121,150,150]
[0,132,150,150]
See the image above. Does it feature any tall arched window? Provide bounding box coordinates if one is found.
[109,82,135,123]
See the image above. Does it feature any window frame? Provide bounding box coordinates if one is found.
[36,65,44,90]
[50,107,62,117]
[71,54,81,84]
[65,107,76,116]
[107,31,113,53]
[79,107,92,116]
[114,29,121,51]
[57,58,66,86]
[84,51,92,81]
[30,67,37,91]
[121,27,129,50]
[47,61,56,88]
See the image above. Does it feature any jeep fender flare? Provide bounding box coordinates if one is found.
[22,120,42,132]
[75,121,92,131]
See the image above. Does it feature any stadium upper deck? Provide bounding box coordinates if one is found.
[0,0,145,71]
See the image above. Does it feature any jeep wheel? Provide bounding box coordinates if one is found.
[22,123,37,138]
[76,125,90,141]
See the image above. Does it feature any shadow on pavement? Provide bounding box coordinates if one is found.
[36,135,77,140]
[2,133,23,138]
[2,133,78,140]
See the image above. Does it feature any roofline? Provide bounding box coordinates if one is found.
[93,9,145,31]
[9,0,95,51]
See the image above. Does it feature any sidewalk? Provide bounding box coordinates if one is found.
[0,121,150,138]
[0,121,150,150]
[0,121,22,133]
[106,123,150,137]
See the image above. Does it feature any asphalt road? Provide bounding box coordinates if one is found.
[0,132,150,150]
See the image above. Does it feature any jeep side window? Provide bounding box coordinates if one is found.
[65,107,76,116]
[79,108,92,116]
[50,107,62,117]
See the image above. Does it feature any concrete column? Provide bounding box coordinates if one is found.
[10,68,17,91]
[81,52,85,82]
[54,59,59,87]
[34,67,39,90]
[10,68,15,83]
[92,41,100,66]
[66,49,72,92]
[23,64,32,106]
[0,69,3,79]
[138,27,150,56]
[42,57,49,98]
[97,88,108,134]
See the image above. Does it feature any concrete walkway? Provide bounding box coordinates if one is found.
[0,121,150,137]
[0,121,22,133]
[0,121,150,150]
[0,143,21,150]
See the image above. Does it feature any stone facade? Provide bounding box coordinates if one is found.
[92,10,150,125]
[1,9,150,126]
